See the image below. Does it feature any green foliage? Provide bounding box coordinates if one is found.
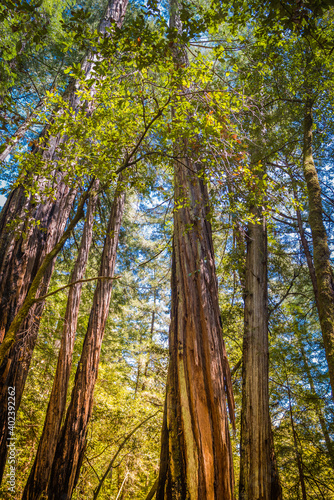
[1,0,334,498]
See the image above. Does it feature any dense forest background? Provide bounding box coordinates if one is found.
[0,0,334,498]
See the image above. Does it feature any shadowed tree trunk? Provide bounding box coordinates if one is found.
[0,187,92,363]
[22,184,98,500]
[288,385,307,500]
[0,0,129,483]
[291,178,320,312]
[303,98,334,401]
[299,341,334,469]
[0,180,75,343]
[239,199,282,500]
[0,184,76,482]
[156,5,235,498]
[47,179,125,500]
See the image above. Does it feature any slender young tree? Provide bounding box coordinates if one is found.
[299,340,334,469]
[22,183,98,500]
[287,383,307,500]
[156,2,235,498]
[47,178,125,500]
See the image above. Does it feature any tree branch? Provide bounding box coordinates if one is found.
[35,275,122,303]
[144,478,159,500]
[268,270,300,317]
[0,186,92,365]
[93,412,160,500]
[116,97,171,175]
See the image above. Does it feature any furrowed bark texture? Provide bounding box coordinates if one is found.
[0,180,74,342]
[0,0,128,337]
[0,0,129,482]
[239,208,281,500]
[303,100,334,401]
[156,4,235,498]
[0,188,92,364]
[22,187,98,500]
[0,185,75,482]
[0,0,128,341]
[47,183,125,500]
[156,159,235,500]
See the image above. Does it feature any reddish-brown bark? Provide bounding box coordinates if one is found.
[239,205,282,500]
[156,158,235,499]
[0,184,76,482]
[155,5,235,498]
[0,0,129,482]
[47,181,125,499]
[22,186,98,500]
[156,4,235,498]
[0,181,74,342]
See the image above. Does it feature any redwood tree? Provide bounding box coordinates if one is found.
[22,185,98,500]
[0,0,129,482]
[47,179,125,499]
[156,2,235,498]
[0,182,75,482]
[239,198,282,500]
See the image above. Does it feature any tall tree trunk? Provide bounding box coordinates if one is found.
[0,0,129,483]
[0,180,75,342]
[299,341,334,469]
[0,187,92,363]
[47,180,125,500]
[303,99,334,401]
[288,385,307,500]
[156,6,235,497]
[293,196,320,312]
[22,185,98,500]
[156,160,235,499]
[239,203,282,500]
[140,289,156,393]
[0,184,76,483]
